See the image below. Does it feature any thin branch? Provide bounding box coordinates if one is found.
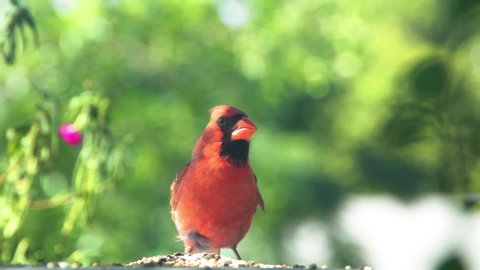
[29,194,75,209]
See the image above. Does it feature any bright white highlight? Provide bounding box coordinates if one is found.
[282,195,480,270]
[340,196,465,270]
[283,219,332,265]
[218,0,250,30]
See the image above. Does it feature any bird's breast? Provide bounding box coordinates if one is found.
[174,159,259,243]
[185,161,257,211]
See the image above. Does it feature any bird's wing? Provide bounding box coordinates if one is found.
[254,174,265,212]
[170,162,190,218]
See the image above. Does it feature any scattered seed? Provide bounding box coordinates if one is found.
[124,252,364,269]
[204,253,216,259]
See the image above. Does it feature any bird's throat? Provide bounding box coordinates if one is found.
[220,140,249,166]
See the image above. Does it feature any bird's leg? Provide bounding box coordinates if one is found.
[232,246,242,260]
[185,245,194,254]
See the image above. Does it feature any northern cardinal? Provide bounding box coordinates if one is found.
[170,105,264,260]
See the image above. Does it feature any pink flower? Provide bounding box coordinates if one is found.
[58,123,83,146]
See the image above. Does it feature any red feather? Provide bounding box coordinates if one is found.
[170,105,263,259]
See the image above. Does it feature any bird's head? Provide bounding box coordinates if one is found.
[208,105,257,142]
[193,105,257,165]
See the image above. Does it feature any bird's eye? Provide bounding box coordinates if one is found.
[217,116,226,127]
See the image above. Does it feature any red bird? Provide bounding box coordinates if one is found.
[170,105,264,260]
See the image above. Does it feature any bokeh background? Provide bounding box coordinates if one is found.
[1,0,480,270]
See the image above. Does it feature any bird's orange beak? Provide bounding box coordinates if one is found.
[231,116,257,141]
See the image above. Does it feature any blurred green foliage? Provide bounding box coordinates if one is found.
[0,0,480,266]
[1,0,38,64]
[0,89,125,263]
